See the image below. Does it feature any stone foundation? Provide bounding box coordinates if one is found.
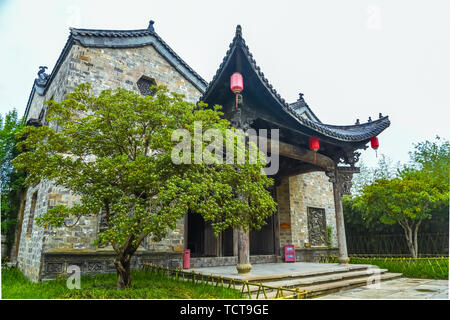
[190,255,278,268]
[295,247,338,263]
[41,250,183,280]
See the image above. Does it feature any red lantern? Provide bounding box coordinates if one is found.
[309,136,319,164]
[370,136,379,157]
[230,72,243,109]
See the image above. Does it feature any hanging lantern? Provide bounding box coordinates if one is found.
[309,136,320,164]
[230,72,243,109]
[370,136,379,157]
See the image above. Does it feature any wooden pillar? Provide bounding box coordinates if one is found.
[331,176,349,264]
[327,166,359,265]
[236,227,251,274]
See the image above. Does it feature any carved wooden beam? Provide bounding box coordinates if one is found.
[326,166,360,196]
[252,135,335,171]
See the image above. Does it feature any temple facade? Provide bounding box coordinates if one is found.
[14,21,389,281]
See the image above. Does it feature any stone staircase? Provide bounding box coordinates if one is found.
[245,265,402,298]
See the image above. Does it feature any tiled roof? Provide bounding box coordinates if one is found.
[201,25,390,143]
[289,93,321,123]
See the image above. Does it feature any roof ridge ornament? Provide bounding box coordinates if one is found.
[235,25,242,37]
[148,20,155,32]
[35,66,49,87]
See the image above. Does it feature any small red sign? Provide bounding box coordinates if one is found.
[183,249,190,269]
[284,245,295,262]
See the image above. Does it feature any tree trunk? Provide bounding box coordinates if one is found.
[400,221,417,258]
[413,220,422,258]
[115,256,132,289]
[236,227,251,274]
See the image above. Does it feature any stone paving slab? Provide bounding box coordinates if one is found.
[316,278,449,300]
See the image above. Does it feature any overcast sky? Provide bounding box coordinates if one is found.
[1,0,449,168]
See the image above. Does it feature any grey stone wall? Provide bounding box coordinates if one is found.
[288,171,337,249]
[17,181,49,282]
[275,172,337,259]
[65,44,201,103]
[276,178,292,249]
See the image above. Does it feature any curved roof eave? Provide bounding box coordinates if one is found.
[201,25,390,143]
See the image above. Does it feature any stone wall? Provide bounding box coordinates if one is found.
[289,171,337,249]
[276,178,292,249]
[17,181,50,282]
[275,171,337,259]
[65,44,201,103]
[18,42,203,281]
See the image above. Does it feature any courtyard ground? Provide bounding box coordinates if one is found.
[316,277,448,299]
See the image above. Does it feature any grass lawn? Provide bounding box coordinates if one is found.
[1,267,244,299]
[324,256,449,280]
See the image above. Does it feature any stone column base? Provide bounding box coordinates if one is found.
[338,257,350,264]
[236,263,252,274]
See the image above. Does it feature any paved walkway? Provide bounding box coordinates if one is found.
[316,278,449,299]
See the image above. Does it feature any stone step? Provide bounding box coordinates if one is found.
[257,268,389,290]
[304,272,403,298]
[238,264,371,283]
[276,272,403,299]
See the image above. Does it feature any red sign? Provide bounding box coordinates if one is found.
[284,245,295,262]
[183,249,190,269]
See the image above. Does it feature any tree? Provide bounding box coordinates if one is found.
[0,109,25,255]
[350,155,400,195]
[13,83,276,288]
[408,136,449,234]
[354,166,447,258]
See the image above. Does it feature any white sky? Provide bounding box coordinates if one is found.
[1,0,449,168]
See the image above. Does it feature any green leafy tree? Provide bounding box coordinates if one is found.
[13,84,276,288]
[354,167,447,258]
[408,136,449,234]
[345,155,403,236]
[1,109,25,254]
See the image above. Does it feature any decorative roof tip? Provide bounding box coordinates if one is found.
[235,25,242,36]
[298,92,304,101]
[148,20,155,32]
[35,66,49,87]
